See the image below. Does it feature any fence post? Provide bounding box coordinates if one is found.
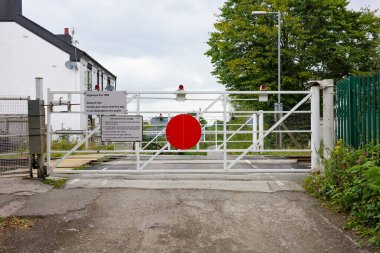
[311,83,321,173]
[322,79,335,165]
[28,78,46,179]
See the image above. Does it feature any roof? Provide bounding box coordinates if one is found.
[0,2,116,79]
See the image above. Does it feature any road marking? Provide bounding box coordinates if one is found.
[101,180,108,186]
[244,160,259,169]
[276,180,285,186]
[102,167,108,171]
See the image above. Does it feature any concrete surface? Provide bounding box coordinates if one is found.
[64,178,304,192]
[0,174,376,253]
[51,154,108,169]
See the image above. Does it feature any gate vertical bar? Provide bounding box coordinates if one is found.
[197,109,200,151]
[259,111,264,149]
[372,73,377,144]
[168,112,171,151]
[374,71,380,144]
[215,120,218,147]
[347,77,352,145]
[252,114,258,150]
[136,93,141,171]
[223,94,227,170]
[311,84,321,172]
[352,76,358,148]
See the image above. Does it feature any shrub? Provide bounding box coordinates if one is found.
[303,140,380,250]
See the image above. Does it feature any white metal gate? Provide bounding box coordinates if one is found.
[46,87,320,174]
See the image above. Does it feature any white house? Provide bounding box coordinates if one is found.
[0,0,117,131]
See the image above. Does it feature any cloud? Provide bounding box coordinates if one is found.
[22,0,225,94]
[97,53,224,92]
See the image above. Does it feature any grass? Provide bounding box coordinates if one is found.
[0,217,34,230]
[42,178,68,189]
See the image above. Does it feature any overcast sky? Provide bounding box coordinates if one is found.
[23,0,380,94]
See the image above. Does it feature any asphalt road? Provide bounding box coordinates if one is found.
[0,188,373,253]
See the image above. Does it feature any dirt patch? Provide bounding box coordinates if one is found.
[0,217,35,252]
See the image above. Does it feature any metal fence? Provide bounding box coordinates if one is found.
[336,72,380,148]
[0,96,30,174]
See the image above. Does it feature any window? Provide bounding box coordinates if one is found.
[84,70,92,91]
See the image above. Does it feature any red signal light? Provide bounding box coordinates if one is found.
[178,85,184,91]
[260,85,267,91]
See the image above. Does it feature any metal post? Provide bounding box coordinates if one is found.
[322,79,335,164]
[277,11,281,105]
[311,84,321,172]
[223,95,228,170]
[36,77,44,177]
[277,12,283,149]
[259,111,264,150]
[136,93,141,171]
[35,77,44,100]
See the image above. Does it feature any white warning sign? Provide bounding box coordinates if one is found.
[84,91,127,115]
[101,115,143,142]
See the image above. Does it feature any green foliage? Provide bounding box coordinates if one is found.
[304,141,380,250]
[42,178,68,189]
[206,0,380,107]
[51,139,115,151]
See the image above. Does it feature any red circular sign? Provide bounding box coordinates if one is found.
[166,114,202,150]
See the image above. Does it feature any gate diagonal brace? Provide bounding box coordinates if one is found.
[227,94,312,170]
[217,115,254,150]
[49,125,101,174]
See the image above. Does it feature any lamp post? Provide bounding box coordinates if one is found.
[252,10,282,148]
[252,11,281,104]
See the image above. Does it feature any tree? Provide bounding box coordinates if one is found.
[206,0,380,107]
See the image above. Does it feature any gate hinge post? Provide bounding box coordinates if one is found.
[310,82,321,173]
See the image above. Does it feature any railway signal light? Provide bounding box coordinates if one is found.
[176,84,186,101]
[259,85,269,102]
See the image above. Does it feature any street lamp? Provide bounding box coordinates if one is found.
[251,11,281,105]
[252,10,282,148]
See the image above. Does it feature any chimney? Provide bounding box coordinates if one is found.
[0,0,22,20]
[56,28,73,44]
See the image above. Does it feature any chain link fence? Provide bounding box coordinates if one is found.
[0,97,30,174]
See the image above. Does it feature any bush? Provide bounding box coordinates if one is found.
[303,140,380,250]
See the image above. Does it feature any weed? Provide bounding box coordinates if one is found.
[0,217,34,230]
[42,178,67,189]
